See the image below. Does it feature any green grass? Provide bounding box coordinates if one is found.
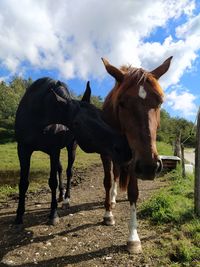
[157,141,174,156]
[0,142,100,199]
[140,168,200,266]
[0,140,173,200]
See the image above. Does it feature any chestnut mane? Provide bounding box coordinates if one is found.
[103,65,164,111]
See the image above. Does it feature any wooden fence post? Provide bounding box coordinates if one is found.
[174,132,181,158]
[195,108,200,216]
[181,144,185,178]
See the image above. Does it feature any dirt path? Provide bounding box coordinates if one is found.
[0,163,167,267]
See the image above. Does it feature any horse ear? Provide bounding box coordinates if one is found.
[101,58,124,82]
[150,56,173,79]
[81,81,91,103]
[50,88,68,104]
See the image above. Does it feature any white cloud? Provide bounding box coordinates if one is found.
[0,0,196,79]
[0,0,199,120]
[165,88,198,117]
[139,36,198,89]
[176,13,200,38]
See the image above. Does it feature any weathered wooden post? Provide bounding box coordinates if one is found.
[181,144,186,178]
[195,108,200,216]
[174,132,181,158]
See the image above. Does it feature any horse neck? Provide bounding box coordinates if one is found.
[102,92,121,131]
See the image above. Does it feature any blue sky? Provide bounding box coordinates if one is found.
[0,0,200,122]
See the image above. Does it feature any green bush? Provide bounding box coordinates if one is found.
[140,169,194,224]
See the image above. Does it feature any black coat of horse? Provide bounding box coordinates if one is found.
[15,77,131,225]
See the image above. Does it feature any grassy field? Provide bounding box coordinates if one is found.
[0,140,173,198]
[0,142,100,198]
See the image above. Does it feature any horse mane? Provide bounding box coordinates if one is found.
[104,65,164,112]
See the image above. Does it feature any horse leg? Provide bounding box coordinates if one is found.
[101,154,115,226]
[48,150,60,225]
[110,162,120,209]
[62,141,77,209]
[57,160,64,202]
[15,143,32,225]
[127,175,142,254]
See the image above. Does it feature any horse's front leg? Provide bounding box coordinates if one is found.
[127,175,142,254]
[101,155,115,226]
[110,162,119,209]
[62,141,77,209]
[49,150,60,225]
[15,143,32,225]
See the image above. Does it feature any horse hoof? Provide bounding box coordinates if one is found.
[49,216,60,225]
[127,241,142,254]
[103,216,115,226]
[111,202,116,209]
[62,203,70,209]
[13,223,24,231]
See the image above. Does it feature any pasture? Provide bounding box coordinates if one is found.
[0,142,199,266]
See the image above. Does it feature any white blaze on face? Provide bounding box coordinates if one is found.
[138,86,147,99]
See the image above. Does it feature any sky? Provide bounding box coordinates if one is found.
[0,0,200,122]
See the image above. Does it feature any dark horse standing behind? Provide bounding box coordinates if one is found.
[15,77,131,225]
[100,56,172,253]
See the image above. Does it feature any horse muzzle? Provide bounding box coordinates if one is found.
[135,157,163,180]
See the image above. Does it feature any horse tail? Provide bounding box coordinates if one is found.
[119,165,130,191]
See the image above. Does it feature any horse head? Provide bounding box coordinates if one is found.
[102,57,173,180]
[49,81,132,163]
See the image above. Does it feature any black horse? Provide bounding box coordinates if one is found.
[15,77,131,225]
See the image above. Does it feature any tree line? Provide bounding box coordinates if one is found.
[0,77,196,147]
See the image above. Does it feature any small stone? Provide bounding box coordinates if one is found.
[33,258,38,264]
[2,259,14,265]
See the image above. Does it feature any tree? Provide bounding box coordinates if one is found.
[157,109,196,147]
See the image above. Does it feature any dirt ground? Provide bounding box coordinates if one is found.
[0,163,168,267]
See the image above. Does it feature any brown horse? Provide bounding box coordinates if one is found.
[101,56,172,253]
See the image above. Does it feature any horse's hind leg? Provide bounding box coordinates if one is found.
[62,141,77,209]
[15,143,32,225]
[49,149,60,225]
[57,160,64,202]
[101,154,115,226]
